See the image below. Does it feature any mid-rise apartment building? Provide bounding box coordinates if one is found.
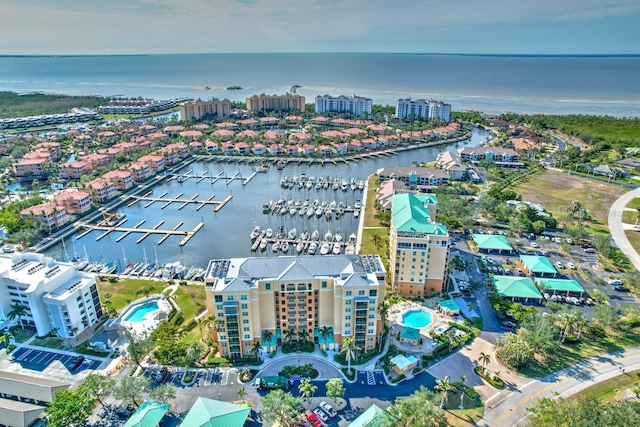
[246,93,305,113]
[204,255,386,358]
[315,94,372,116]
[180,98,232,121]
[390,193,450,296]
[395,98,451,122]
[0,252,103,339]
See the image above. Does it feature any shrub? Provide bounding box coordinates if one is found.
[108,277,118,283]
[320,348,327,357]
[341,368,356,381]
[207,356,230,366]
[588,324,607,339]
[269,350,276,358]
[391,374,406,383]
[412,367,422,374]
[181,319,197,333]
[564,334,578,343]
[474,366,505,389]
[465,387,480,400]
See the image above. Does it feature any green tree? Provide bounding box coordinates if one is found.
[251,341,263,361]
[284,328,296,344]
[434,376,456,409]
[341,337,361,374]
[298,378,317,402]
[0,331,14,348]
[236,387,247,403]
[527,394,640,426]
[593,304,619,330]
[495,332,534,368]
[83,373,115,408]
[319,326,333,350]
[45,386,96,427]
[297,329,309,343]
[262,329,274,350]
[520,312,560,359]
[325,378,345,403]
[382,386,449,426]
[114,376,151,407]
[125,330,151,369]
[7,303,28,329]
[478,351,491,372]
[149,383,176,403]
[260,389,303,427]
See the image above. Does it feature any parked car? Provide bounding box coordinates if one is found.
[531,242,539,248]
[607,279,623,286]
[306,413,322,427]
[502,321,517,329]
[566,262,575,269]
[319,401,338,418]
[69,356,85,370]
[155,366,169,383]
[313,408,328,423]
[581,243,593,249]
[116,404,136,418]
[555,261,563,269]
[614,285,630,292]
[583,248,596,253]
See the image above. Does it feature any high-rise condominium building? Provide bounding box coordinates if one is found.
[315,94,373,116]
[246,93,306,113]
[180,98,232,121]
[390,193,450,297]
[395,98,451,122]
[204,255,386,358]
[0,252,103,339]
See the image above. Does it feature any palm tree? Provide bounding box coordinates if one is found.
[371,232,382,250]
[297,329,309,344]
[299,379,317,402]
[205,315,223,341]
[0,331,14,348]
[262,330,274,351]
[478,351,490,372]
[7,303,28,329]
[251,341,263,361]
[319,326,333,350]
[378,301,390,324]
[559,310,577,343]
[284,328,296,344]
[434,376,456,409]
[575,313,588,341]
[458,375,467,409]
[341,337,361,374]
[236,387,247,403]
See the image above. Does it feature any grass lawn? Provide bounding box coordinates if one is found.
[13,329,36,343]
[518,326,640,378]
[624,230,640,255]
[443,391,484,427]
[361,228,389,265]
[571,369,640,404]
[364,174,383,227]
[621,210,637,224]
[30,337,64,350]
[628,198,640,210]
[173,285,207,319]
[512,169,627,226]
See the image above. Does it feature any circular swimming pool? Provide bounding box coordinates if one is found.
[402,309,433,329]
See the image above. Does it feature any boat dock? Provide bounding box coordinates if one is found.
[126,191,233,212]
[167,169,257,186]
[75,217,204,246]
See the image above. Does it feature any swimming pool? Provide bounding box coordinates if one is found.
[124,301,159,323]
[402,309,433,329]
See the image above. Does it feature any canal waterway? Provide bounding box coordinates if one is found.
[44,127,490,269]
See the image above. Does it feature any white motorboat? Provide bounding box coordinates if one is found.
[320,242,331,255]
[332,180,340,190]
[341,180,348,191]
[250,226,261,240]
[308,242,317,255]
[349,233,357,242]
[325,209,333,219]
[354,200,362,209]
[345,242,356,255]
[296,242,305,253]
[357,180,365,190]
[289,207,297,216]
[321,200,328,207]
[300,230,309,240]
[281,241,290,252]
[329,200,337,209]
[325,231,333,241]
[272,241,280,252]
[335,230,343,242]
[288,228,297,240]
[279,206,288,215]
[259,239,268,251]
[162,262,179,279]
[306,207,315,217]
[333,242,341,255]
[315,208,323,217]
[311,230,320,241]
[354,210,360,218]
[266,228,274,238]
[299,207,306,216]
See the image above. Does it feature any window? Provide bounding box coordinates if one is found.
[244,335,251,339]
[345,315,351,320]
[369,314,375,319]
[346,300,351,305]
[243,319,249,324]
[242,311,248,316]
[370,299,376,304]
[243,327,250,331]
[368,329,374,334]
[241,304,248,309]
[369,290,377,297]
[265,283,271,290]
[358,290,365,296]
[346,308,351,313]
[227,295,234,301]
[345,323,351,327]
[321,281,327,288]
[215,295,223,302]
[241,294,247,300]
[345,330,351,335]
[345,290,352,296]
[369,307,375,311]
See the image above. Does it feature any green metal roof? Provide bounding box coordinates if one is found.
[519,255,557,273]
[180,397,250,427]
[349,404,391,427]
[492,275,542,299]
[391,193,448,235]
[536,278,585,293]
[471,234,513,251]
[438,299,461,312]
[399,326,420,341]
[123,400,170,427]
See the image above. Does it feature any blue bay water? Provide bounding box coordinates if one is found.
[0,53,639,116]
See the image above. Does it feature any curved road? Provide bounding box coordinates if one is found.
[479,347,640,426]
[608,186,640,270]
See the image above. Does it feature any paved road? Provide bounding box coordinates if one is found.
[608,186,640,270]
[479,346,640,427]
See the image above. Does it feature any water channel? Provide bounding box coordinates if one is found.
[44,127,490,269]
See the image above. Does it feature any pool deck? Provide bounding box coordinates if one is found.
[116,295,172,339]
[389,300,443,354]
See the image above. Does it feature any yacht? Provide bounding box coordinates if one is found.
[308,242,318,255]
[289,207,297,216]
[325,209,333,219]
[100,261,117,275]
[329,200,337,209]
[259,239,268,251]
[354,210,360,218]
[341,180,348,191]
[300,230,309,240]
[288,228,297,240]
[333,242,341,255]
[266,228,274,238]
[299,208,306,216]
[335,230,343,242]
[315,208,323,217]
[250,226,261,240]
[345,242,356,255]
[296,242,305,253]
[321,200,328,207]
[332,180,340,191]
[354,199,362,209]
[263,201,272,214]
[357,180,365,190]
[320,242,331,255]
[122,262,136,275]
[162,262,179,279]
[350,178,357,191]
[271,241,280,252]
[306,207,315,218]
[349,233,357,242]
[325,231,333,241]
[311,230,320,241]
[281,241,290,252]
[141,263,156,277]
[279,206,288,215]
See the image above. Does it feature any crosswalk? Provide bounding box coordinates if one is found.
[203,369,214,386]
[220,368,229,385]
[366,371,376,385]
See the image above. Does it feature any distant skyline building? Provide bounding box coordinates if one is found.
[0,252,103,339]
[180,98,232,121]
[246,93,305,113]
[395,98,451,122]
[315,94,372,116]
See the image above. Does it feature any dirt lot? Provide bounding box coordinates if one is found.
[513,169,628,226]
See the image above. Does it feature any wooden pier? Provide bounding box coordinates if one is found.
[75,218,204,247]
[167,169,257,186]
[126,192,233,212]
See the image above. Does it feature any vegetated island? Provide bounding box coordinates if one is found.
[227,85,243,90]
[0,91,106,118]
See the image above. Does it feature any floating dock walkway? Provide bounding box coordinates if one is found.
[126,191,233,212]
[167,169,257,186]
[75,217,204,246]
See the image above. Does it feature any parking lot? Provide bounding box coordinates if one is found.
[143,364,236,388]
[10,347,102,372]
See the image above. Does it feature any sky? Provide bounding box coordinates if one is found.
[1,0,639,55]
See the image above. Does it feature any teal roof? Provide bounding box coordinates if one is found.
[536,278,585,293]
[439,300,461,312]
[391,193,448,235]
[493,275,542,300]
[399,326,420,341]
[123,400,170,427]
[519,255,557,274]
[180,397,250,427]
[472,234,513,251]
[349,404,391,427]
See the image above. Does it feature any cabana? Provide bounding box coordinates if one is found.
[519,255,558,277]
[472,234,514,253]
[536,278,585,297]
[389,354,418,375]
[492,275,543,303]
[399,327,420,345]
[438,299,461,315]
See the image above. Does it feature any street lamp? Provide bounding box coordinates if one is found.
[218,392,221,401]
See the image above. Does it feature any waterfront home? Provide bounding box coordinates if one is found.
[235,141,250,154]
[130,163,152,181]
[85,179,116,202]
[268,144,283,156]
[163,125,184,135]
[14,158,46,178]
[212,129,235,140]
[363,138,378,149]
[458,146,521,166]
[82,153,110,169]
[264,130,283,141]
[288,132,311,143]
[179,130,203,140]
[348,140,363,152]
[335,143,348,155]
[376,178,409,211]
[283,143,296,156]
[299,144,315,157]
[246,92,305,113]
[367,124,388,134]
[221,142,235,154]
[236,129,260,140]
[34,142,61,158]
[158,149,179,165]
[164,143,189,158]
[54,189,93,215]
[252,143,265,155]
[59,160,90,180]
[400,131,422,143]
[19,203,69,231]
[318,144,333,157]
[148,131,168,142]
[378,166,449,190]
[102,169,135,190]
[189,141,202,153]
[114,141,139,156]
[99,146,124,162]
[138,154,165,172]
[205,140,219,154]
[215,121,238,130]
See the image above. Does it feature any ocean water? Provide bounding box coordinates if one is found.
[0,53,639,116]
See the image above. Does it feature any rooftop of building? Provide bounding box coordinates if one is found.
[391,193,447,235]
